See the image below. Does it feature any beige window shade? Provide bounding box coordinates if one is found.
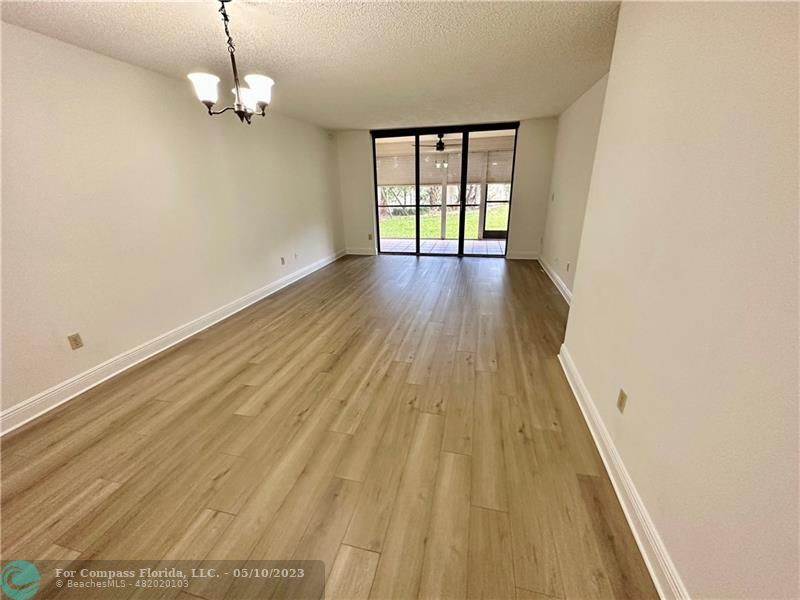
[487,151,513,183]
[446,153,462,184]
[376,149,513,186]
[376,155,415,186]
[465,152,485,183]
[420,155,447,185]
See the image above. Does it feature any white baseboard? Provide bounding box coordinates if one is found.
[539,258,573,305]
[0,250,346,436]
[558,345,689,600]
[345,247,376,256]
[506,251,539,260]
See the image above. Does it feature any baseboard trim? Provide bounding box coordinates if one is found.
[506,251,539,260]
[539,258,573,305]
[345,247,376,256]
[558,344,689,600]
[1,250,346,436]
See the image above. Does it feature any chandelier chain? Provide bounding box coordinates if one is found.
[218,1,236,55]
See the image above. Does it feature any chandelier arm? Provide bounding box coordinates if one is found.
[208,106,237,116]
[205,106,266,117]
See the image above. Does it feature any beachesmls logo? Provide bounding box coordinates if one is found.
[0,561,40,600]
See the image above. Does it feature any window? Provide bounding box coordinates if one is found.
[377,185,416,240]
[447,184,482,239]
[485,182,511,233]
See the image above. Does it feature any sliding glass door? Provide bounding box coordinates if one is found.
[464,129,516,256]
[418,133,462,255]
[373,123,518,257]
[375,135,417,253]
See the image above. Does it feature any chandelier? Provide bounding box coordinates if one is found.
[187,0,274,124]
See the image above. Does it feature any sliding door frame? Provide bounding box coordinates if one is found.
[414,134,421,255]
[457,131,469,256]
[372,121,520,258]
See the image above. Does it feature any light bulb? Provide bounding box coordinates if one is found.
[233,87,258,112]
[244,74,274,105]
[188,73,220,104]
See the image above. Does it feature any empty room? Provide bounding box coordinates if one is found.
[1,1,797,599]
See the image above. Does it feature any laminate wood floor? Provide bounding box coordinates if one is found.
[1,256,658,599]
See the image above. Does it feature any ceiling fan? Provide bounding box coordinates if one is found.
[415,133,462,152]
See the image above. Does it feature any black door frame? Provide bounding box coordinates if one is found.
[372,121,520,258]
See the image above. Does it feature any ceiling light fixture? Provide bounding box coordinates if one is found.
[187,0,274,124]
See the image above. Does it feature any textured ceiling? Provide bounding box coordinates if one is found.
[1,1,619,130]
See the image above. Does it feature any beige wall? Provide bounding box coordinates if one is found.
[2,23,344,410]
[507,118,557,259]
[334,131,376,255]
[564,3,798,598]
[541,75,608,292]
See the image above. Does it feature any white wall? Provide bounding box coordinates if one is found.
[564,3,798,598]
[2,23,344,411]
[541,75,608,293]
[507,118,557,259]
[334,131,376,255]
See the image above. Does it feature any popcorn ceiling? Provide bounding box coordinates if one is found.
[1,1,618,129]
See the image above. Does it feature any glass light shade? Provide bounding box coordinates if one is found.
[244,74,274,104]
[187,73,220,104]
[443,161,449,168]
[233,87,258,112]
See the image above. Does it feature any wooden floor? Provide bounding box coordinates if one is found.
[1,256,657,599]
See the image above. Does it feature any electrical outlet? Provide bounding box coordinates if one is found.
[68,333,83,350]
[280,257,286,265]
[617,388,628,414]
[368,233,373,241]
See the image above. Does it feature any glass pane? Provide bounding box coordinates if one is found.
[447,184,460,204]
[378,185,415,206]
[419,185,442,206]
[379,206,417,240]
[448,184,482,205]
[376,135,416,252]
[465,184,481,206]
[487,151,513,183]
[464,205,480,239]
[485,203,510,230]
[419,133,461,254]
[487,183,511,202]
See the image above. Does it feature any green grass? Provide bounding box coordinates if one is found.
[379,204,509,239]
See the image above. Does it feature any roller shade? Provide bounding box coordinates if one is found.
[377,150,513,186]
[376,155,415,186]
[420,154,454,185]
[487,151,513,183]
